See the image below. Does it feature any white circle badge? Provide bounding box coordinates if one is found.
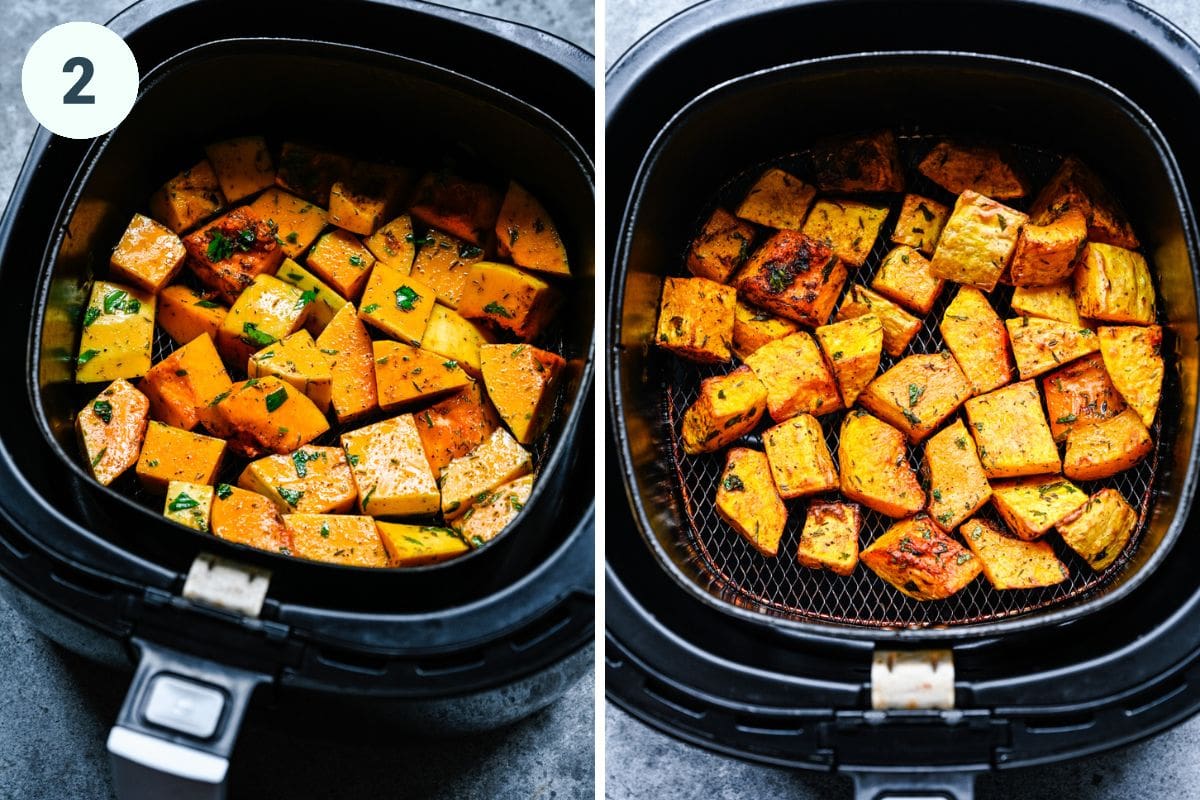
[21,22,139,140]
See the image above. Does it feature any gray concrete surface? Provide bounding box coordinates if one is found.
[0,2,593,799]
[604,0,1200,798]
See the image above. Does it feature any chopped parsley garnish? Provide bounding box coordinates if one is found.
[362,484,376,508]
[320,522,331,538]
[168,493,200,513]
[236,228,257,250]
[92,400,113,424]
[286,232,299,244]
[348,254,365,268]
[82,307,100,327]
[347,453,360,467]
[264,387,288,413]
[908,384,925,407]
[901,408,921,426]
[195,299,221,309]
[395,285,420,311]
[215,483,233,500]
[510,497,525,512]
[442,360,458,370]
[103,290,130,314]
[241,323,276,346]
[295,289,317,310]
[206,231,234,262]
[766,264,790,294]
[458,243,483,259]
[1056,413,1078,424]
[292,450,317,477]
[276,486,303,507]
[77,349,100,366]
[722,474,745,492]
[484,301,513,318]
[363,303,380,314]
[90,447,107,467]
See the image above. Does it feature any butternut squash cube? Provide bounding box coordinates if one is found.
[216,274,310,368]
[306,228,376,301]
[960,517,1068,590]
[1006,316,1100,380]
[929,190,1027,291]
[1029,156,1139,249]
[342,414,441,517]
[836,285,921,358]
[359,267,436,344]
[110,213,187,293]
[210,376,330,457]
[814,314,883,406]
[859,352,971,443]
[1074,242,1156,324]
[162,481,213,533]
[420,304,494,378]
[140,333,231,431]
[1064,407,1153,481]
[135,421,227,494]
[924,419,991,531]
[797,500,861,576]
[480,343,565,445]
[990,476,1088,540]
[276,258,347,336]
[204,136,275,204]
[284,514,389,568]
[77,281,156,384]
[438,427,532,520]
[838,411,924,518]
[458,262,562,342]
[733,167,816,230]
[274,142,352,205]
[182,206,286,304]
[364,214,418,272]
[870,245,944,315]
[964,380,1060,478]
[811,130,905,193]
[377,522,470,566]
[494,181,571,276]
[891,194,949,255]
[939,286,1012,395]
[1042,354,1126,442]
[715,448,787,557]
[680,365,767,455]
[238,446,356,515]
[762,414,837,499]
[736,231,847,327]
[1098,324,1163,427]
[248,330,333,413]
[687,207,755,283]
[149,159,225,233]
[315,303,378,424]
[744,331,840,421]
[210,483,292,554]
[410,171,503,246]
[917,141,1029,199]
[76,379,149,486]
[801,198,889,267]
[402,228,479,309]
[1009,208,1087,287]
[732,299,798,360]
[1057,488,1137,570]
[652,276,735,363]
[415,382,501,476]
[157,285,227,346]
[374,340,472,412]
[860,516,980,601]
[328,164,410,236]
[247,188,329,259]
[1010,282,1085,327]
[454,474,534,547]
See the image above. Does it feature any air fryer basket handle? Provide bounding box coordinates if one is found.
[106,638,270,800]
[852,771,975,800]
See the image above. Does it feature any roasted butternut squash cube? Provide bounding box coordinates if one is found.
[210,483,292,554]
[1057,488,1137,570]
[247,188,329,260]
[744,331,840,421]
[76,281,156,383]
[1074,242,1156,325]
[306,229,376,301]
[163,481,213,532]
[732,299,799,360]
[377,522,469,566]
[924,419,991,531]
[274,142,352,205]
[359,267,436,345]
[204,136,274,204]
[458,262,562,342]
[838,411,924,518]
[342,414,441,517]
[328,164,410,236]
[149,159,225,233]
[135,421,226,494]
[420,304,494,378]
[960,518,1068,590]
[408,228,485,308]
[871,246,944,315]
[762,414,838,499]
[1098,325,1163,427]
[237,446,356,515]
[917,141,1029,199]
[929,190,1027,291]
[110,213,187,293]
[734,167,816,230]
[1029,156,1139,249]
[415,382,501,476]
[1006,316,1100,380]
[859,352,971,443]
[316,303,378,424]
[410,171,503,246]
[964,380,1060,478]
[687,207,756,283]
[811,130,905,193]
[216,274,310,368]
[653,276,735,363]
[375,340,472,412]
[797,500,861,576]
[1064,407,1152,481]
[140,333,231,431]
[439,427,532,520]
[939,286,1012,395]
[1042,354,1126,442]
[494,181,571,276]
[1009,208,1087,287]
[680,366,767,455]
[364,214,418,273]
[716,448,787,557]
[801,198,889,268]
[1010,282,1085,327]
[454,474,534,547]
[276,258,347,336]
[480,343,565,445]
[891,194,949,255]
[210,376,330,457]
[736,231,847,327]
[182,206,286,304]
[248,330,332,412]
[814,314,882,407]
[836,285,921,358]
[158,285,227,346]
[285,514,389,567]
[990,476,1088,540]
[860,516,981,601]
[76,379,149,486]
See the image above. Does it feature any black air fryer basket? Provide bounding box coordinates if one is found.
[0,2,594,798]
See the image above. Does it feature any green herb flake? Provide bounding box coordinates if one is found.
[458,243,483,259]
[908,384,925,407]
[82,307,100,327]
[241,323,276,347]
[510,497,525,512]
[442,360,457,370]
[347,453,360,467]
[92,400,113,424]
[722,474,745,492]
[349,254,365,268]
[103,290,129,314]
[215,483,233,500]
[363,303,380,314]
[295,289,317,310]
[395,285,420,311]
[195,299,221,309]
[277,486,304,507]
[90,447,107,467]
[286,232,299,244]
[484,301,513,318]
[264,387,288,413]
[1057,413,1078,424]
[206,231,234,262]
[168,492,200,513]
[320,522,330,538]
[77,349,101,367]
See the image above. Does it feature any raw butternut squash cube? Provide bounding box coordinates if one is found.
[140,333,231,431]
[284,514,389,567]
[415,382,501,476]
[359,267,436,344]
[364,214,418,272]
[158,285,227,346]
[238,446,356,515]
[1098,325,1163,427]
[454,474,534,547]
[411,171,503,246]
[814,314,882,406]
[274,142,352,205]
[342,414,441,517]
[715,448,787,557]
[420,304,494,378]
[870,246,944,315]
[1057,488,1137,570]
[940,286,1012,395]
[891,194,949,255]
[964,380,1060,478]
[860,516,980,601]
[929,190,1027,291]
[924,419,991,531]
[801,198,889,268]
[306,229,376,301]
[733,167,816,230]
[149,159,225,233]
[458,262,562,342]
[377,522,469,566]
[315,303,378,424]
[439,426,532,520]
[991,476,1088,540]
[276,258,347,336]
[1042,354,1126,442]
[797,500,861,576]
[1029,156,1139,249]
[162,481,213,532]
[216,274,310,368]
[838,411,924,518]
[1006,316,1100,380]
[960,518,1068,590]
[732,299,798,360]
[859,352,971,443]
[248,330,332,412]
[182,206,286,304]
[1009,208,1087,287]
[408,228,484,308]
[480,343,565,445]
[247,188,329,259]
[687,207,755,283]
[135,421,226,494]
[917,141,1029,199]
[736,231,847,327]
[1064,407,1152,481]
[762,414,837,498]
[109,213,187,293]
[210,376,330,457]
[680,365,767,455]
[494,181,571,276]
[836,285,920,358]
[652,276,735,363]
[76,379,149,486]
[1010,282,1085,327]
[210,484,292,554]
[374,340,472,411]
[77,281,156,384]
[328,164,410,236]
[744,331,840,421]
[811,130,905,193]
[1074,243,1156,324]
[204,136,274,204]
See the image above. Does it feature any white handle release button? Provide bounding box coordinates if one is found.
[143,675,226,738]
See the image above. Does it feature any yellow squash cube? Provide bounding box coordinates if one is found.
[364,214,418,272]
[248,188,329,260]
[838,411,924,518]
[917,141,1029,199]
[76,379,149,486]
[139,333,231,431]
[836,285,921,358]
[157,285,227,346]
[110,213,187,293]
[1098,324,1163,427]
[480,343,566,444]
[135,421,226,494]
[1009,208,1087,287]
[328,165,409,236]
[939,286,1013,395]
[1057,488,1137,570]
[374,340,472,411]
[687,207,755,283]
[454,474,534,547]
[415,382,501,477]
[306,229,376,300]
[1006,316,1100,380]
[239,446,355,517]
[316,303,378,424]
[276,258,347,336]
[861,516,981,601]
[77,281,156,383]
[285,514,390,567]
[744,331,840,422]
[458,261,562,342]
[1042,354,1126,442]
[801,198,889,267]
[148,159,225,233]
[924,419,991,531]
[990,476,1088,540]
[1064,407,1152,481]
[1030,156,1139,249]
[359,267,436,345]
[964,380,1060,478]
[210,376,330,457]
[891,194,948,255]
[342,414,441,517]
[812,130,905,193]
[494,181,570,276]
[929,190,1027,291]
[420,304,494,378]
[679,365,767,455]
[871,246,944,315]
[204,136,274,203]
[960,517,1068,590]
[715,448,787,557]
[1010,282,1085,327]
[734,167,816,230]
[248,330,332,412]
[797,500,861,576]
[1074,242,1156,324]
[162,481,214,533]
[377,522,470,566]
[439,426,532,520]
[762,414,838,499]
[736,231,847,328]
[216,274,310,368]
[732,299,798,360]
[652,276,735,363]
[814,314,882,407]
[859,352,971,443]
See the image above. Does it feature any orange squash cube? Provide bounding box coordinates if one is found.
[204,136,275,204]
[135,421,226,494]
[358,267,436,345]
[210,483,292,554]
[110,213,187,293]
[182,206,286,304]
[140,333,232,431]
[285,514,390,567]
[495,181,571,276]
[315,303,378,424]
[342,415,442,517]
[410,171,502,246]
[238,445,356,515]
[157,285,228,346]
[479,343,566,445]
[210,376,330,457]
[149,159,225,233]
[216,274,310,368]
[306,229,376,301]
[414,382,501,476]
[76,379,149,486]
[247,330,333,413]
[247,188,329,260]
[374,340,472,412]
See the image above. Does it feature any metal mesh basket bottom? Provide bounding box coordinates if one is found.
[661,135,1161,629]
